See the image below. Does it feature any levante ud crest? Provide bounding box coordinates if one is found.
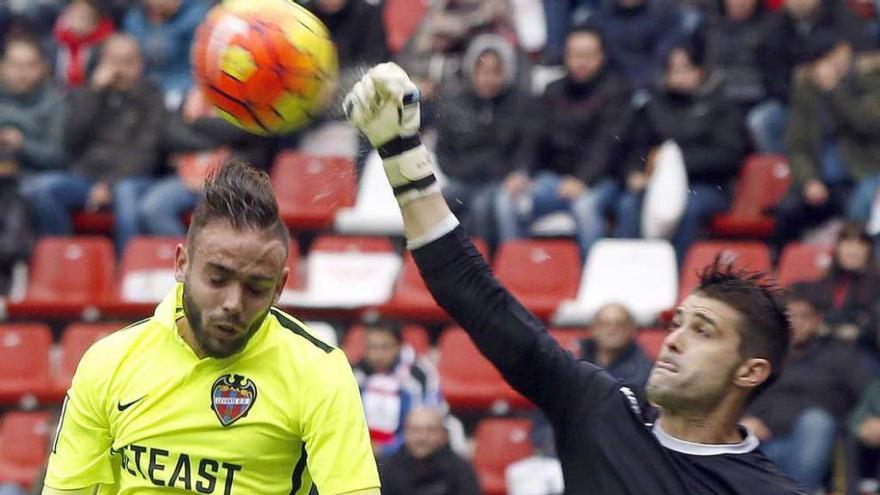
[211,374,257,426]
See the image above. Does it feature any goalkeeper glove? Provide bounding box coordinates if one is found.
[344,62,439,206]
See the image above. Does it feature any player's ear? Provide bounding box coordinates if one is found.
[174,243,188,283]
[733,358,771,391]
[273,266,289,305]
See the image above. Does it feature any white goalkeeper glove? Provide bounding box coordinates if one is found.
[344,62,439,206]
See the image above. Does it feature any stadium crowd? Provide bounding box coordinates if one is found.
[2,0,880,493]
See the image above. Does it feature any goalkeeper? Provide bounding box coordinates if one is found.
[346,62,804,494]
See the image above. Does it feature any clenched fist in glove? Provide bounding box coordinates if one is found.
[344,63,439,206]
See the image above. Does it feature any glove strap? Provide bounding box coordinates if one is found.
[377,135,422,159]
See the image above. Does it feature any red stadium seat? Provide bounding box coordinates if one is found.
[101,236,183,317]
[382,0,428,54]
[309,235,393,253]
[637,328,669,361]
[711,155,790,238]
[342,324,431,363]
[437,327,531,411]
[378,239,488,322]
[72,211,114,234]
[776,242,833,287]
[494,239,581,321]
[54,322,124,397]
[473,417,534,495]
[272,152,356,230]
[0,324,52,404]
[679,241,772,301]
[0,411,51,489]
[11,237,115,319]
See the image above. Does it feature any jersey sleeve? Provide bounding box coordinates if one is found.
[301,350,380,494]
[44,343,116,490]
[412,227,620,420]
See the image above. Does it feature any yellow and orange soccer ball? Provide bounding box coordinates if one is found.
[192,0,338,135]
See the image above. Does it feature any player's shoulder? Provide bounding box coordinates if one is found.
[267,308,341,361]
[75,318,157,377]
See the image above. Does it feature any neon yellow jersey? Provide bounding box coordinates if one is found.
[45,284,379,495]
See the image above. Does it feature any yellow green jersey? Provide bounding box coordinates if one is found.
[45,284,380,494]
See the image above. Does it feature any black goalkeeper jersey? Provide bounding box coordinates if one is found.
[412,227,805,495]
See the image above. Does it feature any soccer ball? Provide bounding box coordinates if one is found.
[192,0,338,135]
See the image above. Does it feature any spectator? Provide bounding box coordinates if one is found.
[505,412,564,495]
[0,154,33,297]
[700,0,772,111]
[52,0,115,89]
[621,42,747,262]
[807,223,880,355]
[770,34,859,256]
[26,34,164,253]
[434,34,533,244]
[495,25,633,257]
[353,323,442,457]
[123,0,210,109]
[592,0,682,89]
[138,88,277,238]
[750,0,869,153]
[579,303,654,390]
[849,381,880,491]
[400,0,515,93]
[836,48,880,232]
[0,33,65,175]
[741,283,876,491]
[379,406,482,495]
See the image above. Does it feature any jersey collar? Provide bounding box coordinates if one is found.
[153,283,271,359]
[652,421,760,456]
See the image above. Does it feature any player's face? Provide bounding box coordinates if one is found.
[724,0,757,21]
[646,294,746,413]
[0,41,47,95]
[175,220,288,358]
[364,329,401,373]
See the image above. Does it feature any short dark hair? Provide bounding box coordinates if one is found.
[694,257,790,398]
[187,160,289,253]
[785,282,826,313]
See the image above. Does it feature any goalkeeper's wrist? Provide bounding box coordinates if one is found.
[380,135,439,206]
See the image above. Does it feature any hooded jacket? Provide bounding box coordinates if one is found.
[0,81,66,172]
[434,34,534,183]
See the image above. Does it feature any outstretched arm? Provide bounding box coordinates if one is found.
[345,64,618,419]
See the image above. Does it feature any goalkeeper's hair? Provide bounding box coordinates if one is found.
[694,257,790,401]
[187,160,289,253]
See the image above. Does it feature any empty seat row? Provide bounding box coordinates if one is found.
[3,230,832,327]
[0,323,118,405]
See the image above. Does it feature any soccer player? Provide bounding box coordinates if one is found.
[345,63,806,493]
[43,162,380,495]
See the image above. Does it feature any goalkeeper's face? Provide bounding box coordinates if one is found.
[176,220,289,358]
[646,294,756,414]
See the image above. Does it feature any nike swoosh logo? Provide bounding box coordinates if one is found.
[117,395,147,412]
